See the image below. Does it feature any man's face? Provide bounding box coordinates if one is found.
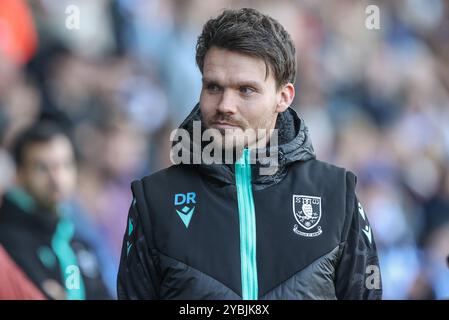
[17,135,77,210]
[200,47,294,150]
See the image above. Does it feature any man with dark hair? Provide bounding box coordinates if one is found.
[0,121,111,299]
[118,8,382,300]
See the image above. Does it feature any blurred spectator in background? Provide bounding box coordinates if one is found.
[0,245,45,300]
[0,0,37,65]
[0,0,448,299]
[0,122,111,299]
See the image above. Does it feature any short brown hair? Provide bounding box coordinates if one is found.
[196,8,297,88]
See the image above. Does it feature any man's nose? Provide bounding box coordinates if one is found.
[217,90,237,114]
[47,165,63,186]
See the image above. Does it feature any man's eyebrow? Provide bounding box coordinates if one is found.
[202,77,262,88]
[202,77,218,84]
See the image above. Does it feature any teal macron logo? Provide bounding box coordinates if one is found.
[126,216,134,255]
[174,192,196,228]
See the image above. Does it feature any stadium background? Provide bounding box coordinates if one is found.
[0,0,448,299]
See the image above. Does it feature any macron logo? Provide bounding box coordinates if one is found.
[126,216,134,256]
[174,192,197,228]
[358,202,372,245]
[363,225,372,244]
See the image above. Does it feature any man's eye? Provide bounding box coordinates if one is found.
[35,163,50,173]
[240,87,255,95]
[206,84,221,92]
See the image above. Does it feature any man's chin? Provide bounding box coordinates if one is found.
[219,140,255,158]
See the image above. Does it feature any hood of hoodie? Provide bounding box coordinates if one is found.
[173,103,316,188]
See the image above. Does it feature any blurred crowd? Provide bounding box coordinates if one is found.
[0,0,448,299]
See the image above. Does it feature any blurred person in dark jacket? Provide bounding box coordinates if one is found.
[0,122,111,299]
[0,245,45,300]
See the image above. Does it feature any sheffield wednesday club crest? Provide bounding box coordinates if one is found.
[292,195,322,237]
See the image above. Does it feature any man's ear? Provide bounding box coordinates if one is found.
[275,83,295,113]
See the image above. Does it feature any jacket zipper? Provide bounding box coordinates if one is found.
[235,148,258,300]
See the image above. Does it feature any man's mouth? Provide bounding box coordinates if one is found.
[212,121,240,130]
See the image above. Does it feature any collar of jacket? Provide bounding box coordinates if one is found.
[1,188,61,234]
[174,103,316,189]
